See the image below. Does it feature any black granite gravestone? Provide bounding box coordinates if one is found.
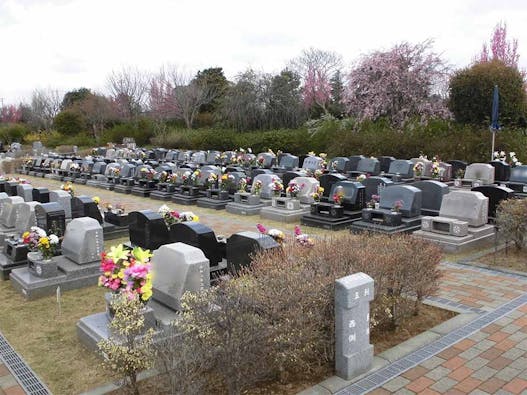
[379,156,396,173]
[32,187,50,203]
[489,161,511,182]
[169,222,225,266]
[361,176,394,201]
[128,210,169,250]
[328,157,351,173]
[226,231,280,274]
[472,185,515,219]
[319,173,347,199]
[348,155,365,172]
[329,181,366,211]
[71,196,103,224]
[35,202,66,237]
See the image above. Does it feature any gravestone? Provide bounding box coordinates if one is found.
[438,162,452,181]
[506,165,527,194]
[489,161,511,182]
[251,174,282,200]
[291,176,320,204]
[447,160,467,178]
[439,190,488,227]
[128,210,169,250]
[348,156,364,172]
[50,190,72,219]
[16,184,34,202]
[256,152,275,168]
[378,156,395,173]
[329,181,366,211]
[410,157,433,177]
[71,196,103,224]
[412,180,450,216]
[319,173,347,199]
[15,202,39,235]
[328,157,351,173]
[32,187,50,203]
[206,150,221,164]
[379,185,422,217]
[277,154,299,170]
[165,150,179,162]
[353,158,381,176]
[191,151,207,165]
[35,202,66,237]
[1,196,24,228]
[387,159,414,179]
[335,272,374,380]
[282,171,307,189]
[226,231,280,274]
[361,176,394,201]
[302,156,324,171]
[472,185,514,219]
[151,242,210,311]
[463,163,495,185]
[169,222,225,267]
[61,217,103,264]
[5,181,19,196]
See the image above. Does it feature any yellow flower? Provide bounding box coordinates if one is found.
[22,231,29,238]
[117,270,125,279]
[193,215,199,222]
[92,196,100,205]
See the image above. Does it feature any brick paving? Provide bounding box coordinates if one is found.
[5,174,527,394]
[0,361,25,395]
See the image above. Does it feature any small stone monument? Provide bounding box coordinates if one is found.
[335,272,374,380]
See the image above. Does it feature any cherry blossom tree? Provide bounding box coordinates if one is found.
[290,48,342,114]
[344,40,451,126]
[477,22,519,69]
[0,104,22,123]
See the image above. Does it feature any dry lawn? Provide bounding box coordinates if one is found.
[476,246,527,272]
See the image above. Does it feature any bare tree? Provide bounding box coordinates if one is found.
[106,66,148,120]
[29,88,62,130]
[149,65,218,128]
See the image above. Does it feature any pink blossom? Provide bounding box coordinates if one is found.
[294,225,302,236]
[256,223,267,234]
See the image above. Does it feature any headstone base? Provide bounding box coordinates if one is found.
[131,187,154,197]
[349,216,422,235]
[413,224,495,253]
[196,197,231,210]
[102,222,128,240]
[9,256,101,300]
[336,344,374,380]
[85,180,100,188]
[301,213,359,231]
[97,181,115,191]
[225,202,265,216]
[149,190,175,200]
[260,206,310,223]
[0,253,27,280]
[171,193,200,205]
[113,184,133,194]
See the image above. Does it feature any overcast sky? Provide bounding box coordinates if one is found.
[1,0,526,105]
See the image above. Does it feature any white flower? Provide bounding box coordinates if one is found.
[517,162,522,166]
[510,152,516,157]
[500,151,505,157]
[493,151,499,158]
[158,204,170,215]
[49,234,59,244]
[31,226,47,237]
[512,157,518,163]
[248,148,252,153]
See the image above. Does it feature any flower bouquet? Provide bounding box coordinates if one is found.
[98,244,153,302]
[256,223,285,244]
[413,162,424,178]
[333,191,344,206]
[391,200,403,213]
[311,186,324,202]
[294,225,314,247]
[23,227,60,259]
[252,180,263,196]
[271,179,283,196]
[286,181,302,198]
[61,181,74,197]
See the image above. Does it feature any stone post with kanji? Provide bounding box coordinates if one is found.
[335,272,374,380]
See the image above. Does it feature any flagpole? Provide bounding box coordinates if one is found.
[491,129,495,161]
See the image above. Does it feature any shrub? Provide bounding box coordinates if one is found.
[0,123,30,144]
[101,118,156,146]
[172,233,442,391]
[97,294,156,395]
[449,60,527,126]
[496,198,527,250]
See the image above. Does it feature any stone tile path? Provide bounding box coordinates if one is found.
[5,174,527,394]
[0,361,25,395]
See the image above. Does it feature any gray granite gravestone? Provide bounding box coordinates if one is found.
[50,190,72,219]
[335,272,374,380]
[463,163,495,185]
[439,190,488,227]
[302,156,324,171]
[16,184,34,202]
[387,159,414,179]
[61,217,104,264]
[152,242,210,311]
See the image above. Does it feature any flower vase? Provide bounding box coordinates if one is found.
[374,203,380,209]
[454,178,462,187]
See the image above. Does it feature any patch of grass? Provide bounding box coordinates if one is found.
[475,246,527,272]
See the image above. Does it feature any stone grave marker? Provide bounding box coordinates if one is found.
[472,185,514,219]
[463,163,495,185]
[15,202,39,234]
[128,210,169,250]
[335,272,374,380]
[256,152,275,168]
[35,202,66,237]
[329,181,366,211]
[251,174,281,199]
[61,217,103,264]
[50,190,72,219]
[506,165,527,193]
[152,242,210,311]
[412,180,450,215]
[226,231,280,274]
[328,157,351,173]
[439,190,488,227]
[1,196,24,228]
[277,154,299,170]
[378,156,395,173]
[302,156,324,171]
[489,160,511,182]
[291,176,320,204]
[387,159,414,179]
[361,176,393,201]
[169,222,225,267]
[348,155,365,172]
[32,188,50,203]
[16,184,34,202]
[71,196,103,224]
[319,173,347,199]
[354,158,381,176]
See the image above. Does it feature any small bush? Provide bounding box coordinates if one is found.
[496,198,527,250]
[0,123,29,144]
[171,233,442,392]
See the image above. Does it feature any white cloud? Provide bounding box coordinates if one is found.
[1,0,526,104]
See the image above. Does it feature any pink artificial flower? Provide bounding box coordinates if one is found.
[256,223,267,234]
[294,225,302,236]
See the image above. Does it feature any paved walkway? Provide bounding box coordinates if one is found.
[3,174,527,394]
[0,360,25,395]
